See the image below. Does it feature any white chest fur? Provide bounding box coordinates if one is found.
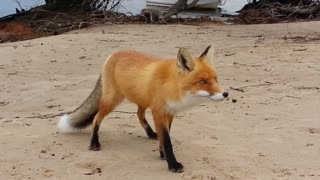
[166,93,209,114]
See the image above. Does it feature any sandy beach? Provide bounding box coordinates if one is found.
[0,22,320,180]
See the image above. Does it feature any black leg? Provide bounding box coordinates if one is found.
[144,119,158,139]
[89,124,101,151]
[162,128,184,173]
[137,107,157,140]
[169,121,172,131]
[159,145,166,160]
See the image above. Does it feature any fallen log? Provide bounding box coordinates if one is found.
[141,0,201,23]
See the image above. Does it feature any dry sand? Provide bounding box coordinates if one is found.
[0,22,320,180]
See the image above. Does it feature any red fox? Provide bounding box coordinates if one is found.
[58,45,228,173]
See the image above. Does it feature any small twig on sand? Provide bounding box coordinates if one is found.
[26,112,72,119]
[232,82,276,90]
[293,48,307,51]
[285,95,302,99]
[112,111,136,114]
[284,35,320,43]
[230,87,245,92]
[294,86,320,90]
[225,52,236,56]
[25,110,136,119]
[233,62,263,67]
[283,35,308,40]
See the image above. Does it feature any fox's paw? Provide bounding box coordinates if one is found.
[147,131,158,140]
[89,142,101,151]
[160,150,166,160]
[168,162,184,173]
[146,126,158,140]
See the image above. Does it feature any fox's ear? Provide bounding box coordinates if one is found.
[177,48,196,72]
[200,45,215,66]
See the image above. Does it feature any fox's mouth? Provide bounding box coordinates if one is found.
[195,90,229,101]
[209,93,226,101]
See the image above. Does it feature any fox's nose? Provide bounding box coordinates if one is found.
[222,92,229,98]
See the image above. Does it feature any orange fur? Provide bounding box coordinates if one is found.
[101,49,224,113]
[59,45,228,173]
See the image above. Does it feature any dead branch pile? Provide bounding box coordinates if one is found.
[0,8,221,43]
[22,10,138,34]
[235,0,320,24]
[0,0,137,42]
[0,9,141,43]
[0,0,222,43]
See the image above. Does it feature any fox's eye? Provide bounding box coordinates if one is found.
[199,80,207,85]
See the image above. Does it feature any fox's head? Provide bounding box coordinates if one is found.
[176,45,228,102]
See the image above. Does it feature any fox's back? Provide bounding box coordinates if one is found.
[103,50,177,107]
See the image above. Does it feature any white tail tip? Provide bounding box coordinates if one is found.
[57,114,77,133]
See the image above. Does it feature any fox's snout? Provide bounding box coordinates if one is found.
[195,89,229,101]
[208,91,229,101]
[223,92,229,98]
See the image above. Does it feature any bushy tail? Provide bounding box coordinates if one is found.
[58,75,102,133]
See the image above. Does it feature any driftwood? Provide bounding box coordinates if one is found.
[141,0,201,23]
[162,0,200,19]
[279,3,320,16]
[236,0,320,24]
[140,9,163,23]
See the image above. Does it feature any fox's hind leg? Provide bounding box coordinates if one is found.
[89,92,124,151]
[137,106,157,139]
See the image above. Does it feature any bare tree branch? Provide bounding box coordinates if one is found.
[161,0,201,20]
[279,3,320,16]
[187,0,200,8]
[14,0,23,10]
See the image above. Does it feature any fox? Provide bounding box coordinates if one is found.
[58,45,229,173]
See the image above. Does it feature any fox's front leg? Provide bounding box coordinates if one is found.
[159,117,174,160]
[153,111,183,173]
